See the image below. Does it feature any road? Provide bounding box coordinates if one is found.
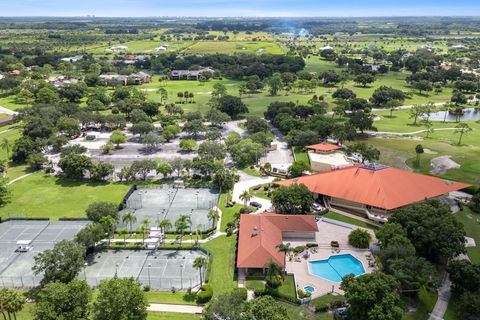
[259,125,294,166]
[232,171,274,212]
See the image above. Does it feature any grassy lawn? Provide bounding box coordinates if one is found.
[293,146,311,166]
[203,235,237,296]
[282,301,334,320]
[455,207,480,263]
[402,287,438,320]
[323,211,379,230]
[0,174,131,219]
[16,302,34,320]
[249,185,271,200]
[145,291,197,305]
[242,166,262,177]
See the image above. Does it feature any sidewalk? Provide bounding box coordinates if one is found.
[148,303,203,314]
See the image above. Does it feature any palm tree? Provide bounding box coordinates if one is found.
[175,215,191,244]
[1,138,11,158]
[140,218,151,244]
[415,144,424,167]
[195,224,202,243]
[263,259,283,288]
[122,211,136,232]
[207,209,219,226]
[0,288,24,320]
[193,256,208,286]
[239,190,252,207]
[100,216,116,246]
[455,122,472,145]
[157,219,172,233]
[276,243,292,261]
[117,228,128,248]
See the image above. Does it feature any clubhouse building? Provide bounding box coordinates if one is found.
[277,163,470,223]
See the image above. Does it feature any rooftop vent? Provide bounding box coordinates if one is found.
[360,163,389,171]
[252,226,259,236]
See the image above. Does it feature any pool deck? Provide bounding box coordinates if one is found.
[284,219,376,298]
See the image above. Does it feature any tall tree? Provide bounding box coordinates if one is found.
[455,122,472,145]
[193,256,208,286]
[33,240,86,285]
[341,273,403,320]
[34,280,91,320]
[93,277,148,320]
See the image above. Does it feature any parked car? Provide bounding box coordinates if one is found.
[311,202,324,211]
[253,185,262,191]
[334,307,347,320]
[250,201,262,208]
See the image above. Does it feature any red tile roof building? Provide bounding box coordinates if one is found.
[276,164,470,222]
[305,143,343,153]
[236,214,318,269]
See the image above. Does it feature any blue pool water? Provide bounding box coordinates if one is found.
[308,254,365,283]
[303,285,315,293]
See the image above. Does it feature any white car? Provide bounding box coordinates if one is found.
[311,203,324,212]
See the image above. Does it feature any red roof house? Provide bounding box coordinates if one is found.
[237,214,318,269]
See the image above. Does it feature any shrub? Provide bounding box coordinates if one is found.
[234,288,248,301]
[293,246,305,255]
[239,207,253,214]
[196,284,213,303]
[297,288,311,299]
[348,229,372,248]
[143,285,151,292]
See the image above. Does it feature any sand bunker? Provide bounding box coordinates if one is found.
[430,155,460,175]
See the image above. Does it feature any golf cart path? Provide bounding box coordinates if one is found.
[367,127,460,136]
[148,303,203,314]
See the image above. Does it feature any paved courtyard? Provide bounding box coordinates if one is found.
[285,218,376,298]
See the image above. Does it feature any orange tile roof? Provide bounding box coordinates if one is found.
[306,143,343,152]
[276,164,470,210]
[236,214,318,269]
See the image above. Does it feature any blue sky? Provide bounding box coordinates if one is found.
[1,0,479,17]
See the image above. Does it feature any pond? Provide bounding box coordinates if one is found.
[426,107,480,121]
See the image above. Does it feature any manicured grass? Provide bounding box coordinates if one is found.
[293,146,311,166]
[148,312,201,320]
[444,298,459,320]
[218,193,241,231]
[323,212,379,230]
[0,174,131,219]
[249,185,271,200]
[145,291,197,305]
[402,287,438,320]
[203,235,237,296]
[185,41,285,55]
[16,302,34,320]
[245,275,297,301]
[455,207,480,263]
[242,166,262,177]
[281,301,334,320]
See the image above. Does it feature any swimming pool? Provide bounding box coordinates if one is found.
[303,285,316,293]
[308,254,365,283]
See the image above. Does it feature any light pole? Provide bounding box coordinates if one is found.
[115,263,119,276]
[84,262,88,281]
[180,264,183,289]
[196,191,199,208]
[148,263,151,287]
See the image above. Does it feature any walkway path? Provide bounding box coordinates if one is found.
[0,105,18,115]
[428,254,471,320]
[148,303,203,314]
[7,172,36,185]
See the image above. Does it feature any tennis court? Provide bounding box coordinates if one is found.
[0,220,88,288]
[83,249,208,290]
[120,186,220,232]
